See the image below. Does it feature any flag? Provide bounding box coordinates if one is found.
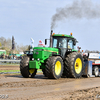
[30,38,34,48]
[38,40,45,47]
[12,36,15,50]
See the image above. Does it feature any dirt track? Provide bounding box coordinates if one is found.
[0,66,100,100]
[0,65,19,70]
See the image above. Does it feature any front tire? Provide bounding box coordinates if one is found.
[45,56,63,79]
[64,52,84,78]
[20,56,37,78]
[20,56,30,78]
[42,69,47,77]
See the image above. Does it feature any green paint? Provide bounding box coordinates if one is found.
[72,49,78,52]
[29,60,40,69]
[33,47,58,60]
[53,34,74,38]
[29,47,59,69]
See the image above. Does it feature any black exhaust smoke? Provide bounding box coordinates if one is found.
[51,0,100,29]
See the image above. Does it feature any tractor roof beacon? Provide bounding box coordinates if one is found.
[20,30,84,79]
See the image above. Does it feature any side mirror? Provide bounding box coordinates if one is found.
[45,39,47,45]
[73,40,76,45]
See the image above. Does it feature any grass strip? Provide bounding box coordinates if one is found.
[0,70,20,72]
[0,69,42,74]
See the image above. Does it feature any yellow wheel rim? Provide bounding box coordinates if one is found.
[55,61,61,75]
[29,69,35,74]
[74,58,82,74]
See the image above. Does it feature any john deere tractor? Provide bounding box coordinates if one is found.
[20,30,83,79]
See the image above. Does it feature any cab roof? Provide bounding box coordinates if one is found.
[52,34,74,38]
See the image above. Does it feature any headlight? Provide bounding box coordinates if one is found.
[32,58,34,61]
[37,58,40,61]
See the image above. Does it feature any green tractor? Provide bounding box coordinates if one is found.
[20,30,83,79]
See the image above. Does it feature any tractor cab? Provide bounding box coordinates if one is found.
[52,33,77,58]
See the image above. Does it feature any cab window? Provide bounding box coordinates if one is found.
[53,38,57,48]
[68,40,73,49]
[58,38,67,48]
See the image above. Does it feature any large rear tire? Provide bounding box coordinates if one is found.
[64,52,83,78]
[42,69,47,77]
[45,56,63,79]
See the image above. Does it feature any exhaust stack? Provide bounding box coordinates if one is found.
[50,30,53,47]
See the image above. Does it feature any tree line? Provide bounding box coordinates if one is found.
[0,36,100,55]
[84,50,100,53]
[0,36,30,55]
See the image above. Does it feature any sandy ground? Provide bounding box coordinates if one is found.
[0,65,19,70]
[0,65,100,100]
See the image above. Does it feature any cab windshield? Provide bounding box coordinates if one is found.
[53,37,75,49]
[53,37,67,48]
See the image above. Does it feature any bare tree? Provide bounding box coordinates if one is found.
[0,36,32,54]
[0,37,6,47]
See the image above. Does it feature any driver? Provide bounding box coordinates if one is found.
[59,38,66,48]
[59,39,63,48]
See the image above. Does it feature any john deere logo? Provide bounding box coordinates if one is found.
[36,52,39,54]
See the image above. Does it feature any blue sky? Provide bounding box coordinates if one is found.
[0,0,100,51]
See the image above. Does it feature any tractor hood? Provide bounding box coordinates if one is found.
[29,47,59,70]
[33,47,59,61]
[33,47,58,53]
